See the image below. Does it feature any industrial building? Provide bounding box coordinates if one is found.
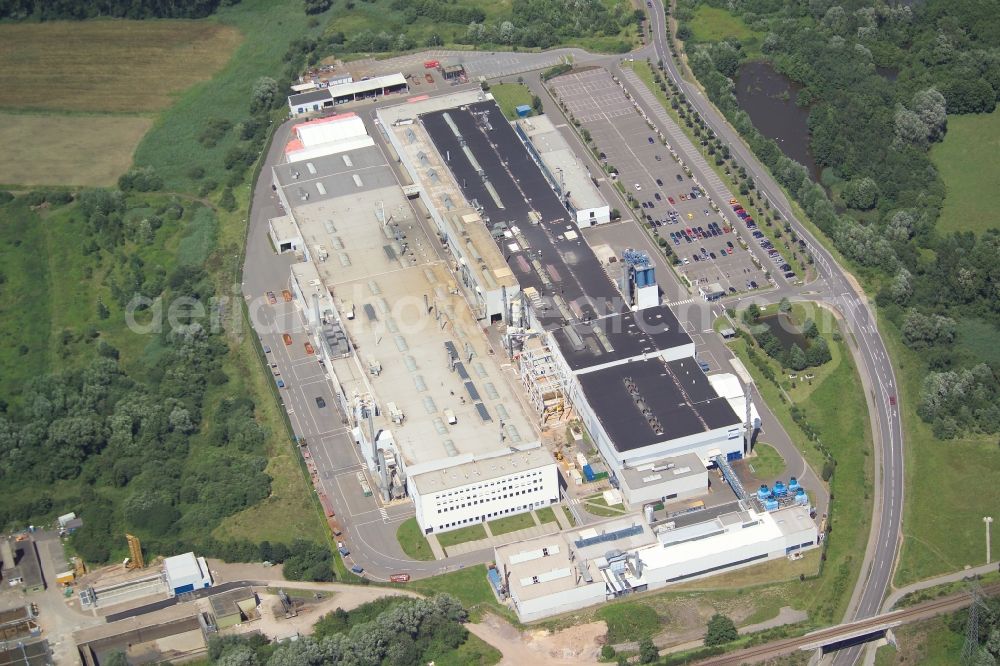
[376,92,751,508]
[287,73,408,116]
[271,108,556,535]
[74,603,210,665]
[516,114,610,227]
[163,553,212,597]
[208,587,258,629]
[493,503,818,622]
[1,536,45,594]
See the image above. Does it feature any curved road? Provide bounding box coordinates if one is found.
[643,2,904,661]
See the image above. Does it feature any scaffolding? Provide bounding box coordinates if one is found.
[517,336,566,423]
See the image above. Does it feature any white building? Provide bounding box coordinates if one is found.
[408,446,559,535]
[268,214,302,254]
[284,113,374,162]
[494,505,818,622]
[163,553,212,597]
[616,452,707,506]
[516,114,611,227]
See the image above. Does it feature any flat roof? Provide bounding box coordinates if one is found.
[208,587,255,617]
[275,145,400,206]
[578,357,742,451]
[5,538,43,589]
[495,515,656,602]
[639,505,814,571]
[517,114,607,212]
[73,603,200,645]
[421,100,624,328]
[269,214,299,240]
[163,552,201,581]
[619,452,706,490]
[289,89,332,105]
[287,140,538,469]
[330,73,407,99]
[410,445,554,494]
[382,107,517,292]
[550,305,691,372]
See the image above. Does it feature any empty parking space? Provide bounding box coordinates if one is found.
[550,68,772,299]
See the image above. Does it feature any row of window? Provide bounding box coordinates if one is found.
[434,501,544,530]
[435,471,545,506]
[436,486,542,513]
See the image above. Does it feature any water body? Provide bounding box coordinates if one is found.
[734,61,819,181]
[759,313,808,352]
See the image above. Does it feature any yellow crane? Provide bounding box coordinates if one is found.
[125,534,145,569]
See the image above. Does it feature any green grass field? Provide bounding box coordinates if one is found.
[437,524,488,548]
[488,512,535,536]
[490,83,535,120]
[405,565,502,618]
[0,21,241,113]
[748,443,785,481]
[874,614,964,665]
[0,113,152,187]
[596,602,661,643]
[535,507,557,524]
[583,493,628,517]
[931,109,1000,235]
[686,6,764,58]
[431,633,502,666]
[882,314,1000,586]
[395,517,436,561]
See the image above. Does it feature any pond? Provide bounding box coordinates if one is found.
[734,60,819,181]
[758,313,808,352]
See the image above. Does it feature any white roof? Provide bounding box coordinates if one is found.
[708,372,759,425]
[163,552,201,580]
[296,114,368,147]
[330,73,407,99]
[517,114,608,212]
[287,135,376,162]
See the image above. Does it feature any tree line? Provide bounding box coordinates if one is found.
[0,0,239,20]
[677,0,999,439]
[204,594,471,666]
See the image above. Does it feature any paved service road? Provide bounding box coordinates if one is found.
[643,2,905,662]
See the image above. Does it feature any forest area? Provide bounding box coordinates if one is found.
[0,0,238,20]
[677,0,999,440]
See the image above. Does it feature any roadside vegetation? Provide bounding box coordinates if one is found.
[875,594,1000,665]
[670,0,1000,585]
[310,0,642,58]
[201,593,500,666]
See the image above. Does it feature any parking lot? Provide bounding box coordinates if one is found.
[549,68,775,297]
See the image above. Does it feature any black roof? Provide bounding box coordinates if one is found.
[552,305,692,372]
[288,89,332,105]
[578,357,741,452]
[421,101,625,329]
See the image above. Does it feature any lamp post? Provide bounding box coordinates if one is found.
[985,516,994,565]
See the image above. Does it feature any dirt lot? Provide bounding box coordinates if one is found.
[0,112,152,186]
[468,613,606,665]
[0,21,241,112]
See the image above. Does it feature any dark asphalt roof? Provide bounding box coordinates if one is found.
[578,357,741,452]
[552,305,692,372]
[421,101,624,328]
[289,89,332,105]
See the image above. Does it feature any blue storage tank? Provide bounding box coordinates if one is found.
[515,104,532,117]
[582,464,596,482]
[788,477,800,493]
[795,488,808,505]
[773,480,788,497]
[764,498,779,511]
[757,484,770,500]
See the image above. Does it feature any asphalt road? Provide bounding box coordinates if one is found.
[643,2,904,661]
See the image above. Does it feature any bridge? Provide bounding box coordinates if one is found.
[696,583,1000,665]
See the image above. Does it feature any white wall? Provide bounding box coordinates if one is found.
[409,462,559,534]
[620,468,707,506]
[575,206,611,228]
[514,581,607,622]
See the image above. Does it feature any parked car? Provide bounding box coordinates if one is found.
[676,174,684,181]
[304,342,315,355]
[263,344,271,354]
[282,333,292,345]
[655,193,662,201]
[338,546,350,556]
[316,396,326,408]
[648,136,655,144]
[282,289,293,302]
[634,183,642,191]
[266,291,277,304]
[351,565,365,575]
[668,196,675,204]
[276,379,286,389]
[656,178,663,186]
